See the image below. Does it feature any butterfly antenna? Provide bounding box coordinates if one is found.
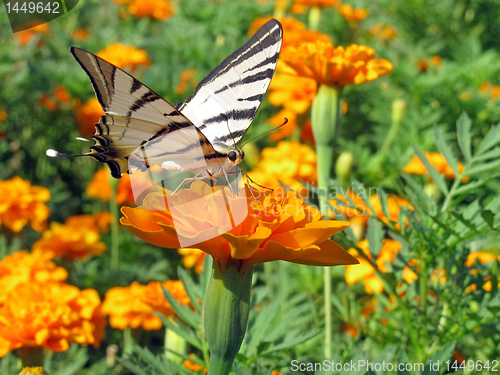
[46,149,83,158]
[240,118,288,148]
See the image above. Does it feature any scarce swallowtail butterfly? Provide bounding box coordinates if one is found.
[47,19,283,197]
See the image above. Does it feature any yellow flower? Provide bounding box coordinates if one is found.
[32,216,107,260]
[0,177,50,233]
[0,251,68,306]
[127,0,174,20]
[345,239,405,294]
[369,194,413,228]
[75,97,104,138]
[97,44,150,72]
[278,41,393,87]
[404,152,469,182]
[336,4,369,25]
[102,280,191,330]
[268,74,317,114]
[465,251,499,267]
[120,182,357,272]
[0,282,105,357]
[369,24,398,40]
[19,367,48,375]
[175,69,197,94]
[247,141,317,194]
[178,248,206,274]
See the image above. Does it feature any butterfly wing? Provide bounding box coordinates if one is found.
[68,48,217,178]
[177,19,283,152]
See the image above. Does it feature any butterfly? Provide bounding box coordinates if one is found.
[47,19,283,195]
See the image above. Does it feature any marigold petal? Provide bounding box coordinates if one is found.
[289,239,359,266]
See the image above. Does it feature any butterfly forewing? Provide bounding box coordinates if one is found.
[177,19,283,149]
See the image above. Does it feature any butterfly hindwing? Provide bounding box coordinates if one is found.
[70,47,216,178]
[177,19,283,151]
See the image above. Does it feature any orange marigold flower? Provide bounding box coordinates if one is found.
[369,194,413,227]
[278,41,393,87]
[73,28,90,40]
[183,354,207,373]
[127,0,174,20]
[268,74,317,114]
[121,181,357,272]
[0,177,50,233]
[249,17,331,49]
[480,82,500,101]
[291,0,339,13]
[175,69,197,94]
[65,212,114,233]
[247,141,317,194]
[272,371,283,375]
[15,23,50,46]
[19,367,48,375]
[32,216,107,260]
[102,280,190,330]
[369,24,398,40]
[0,251,68,305]
[417,56,442,72]
[0,109,7,123]
[336,4,369,25]
[178,248,207,274]
[54,85,71,103]
[268,109,298,141]
[86,167,149,206]
[465,251,499,267]
[97,44,150,72]
[39,95,57,111]
[341,322,360,337]
[404,152,469,182]
[75,97,104,138]
[0,282,105,357]
[345,239,404,294]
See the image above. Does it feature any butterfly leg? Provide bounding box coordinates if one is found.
[171,169,210,195]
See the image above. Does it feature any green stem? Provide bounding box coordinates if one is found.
[19,347,44,367]
[205,261,253,375]
[109,178,120,270]
[311,84,342,359]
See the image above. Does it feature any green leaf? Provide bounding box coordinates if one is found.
[464,159,500,176]
[177,267,203,313]
[476,124,500,155]
[420,341,456,375]
[377,188,391,224]
[456,112,472,161]
[160,317,202,350]
[162,286,201,328]
[366,219,384,258]
[434,126,459,178]
[401,174,437,215]
[413,146,449,194]
[261,329,320,355]
[397,349,410,375]
[472,146,500,162]
[245,303,279,357]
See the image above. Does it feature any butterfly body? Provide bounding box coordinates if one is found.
[47,19,283,189]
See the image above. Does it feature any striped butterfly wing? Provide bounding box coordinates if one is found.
[177,19,283,153]
[68,47,216,178]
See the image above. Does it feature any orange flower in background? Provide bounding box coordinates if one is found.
[39,85,71,111]
[336,4,369,25]
[247,141,317,194]
[0,251,68,305]
[87,167,154,206]
[267,109,299,141]
[404,152,469,182]
[32,216,107,260]
[345,239,404,294]
[178,248,206,274]
[0,282,105,357]
[121,181,357,272]
[465,251,499,267]
[0,109,5,123]
[480,82,500,101]
[73,28,90,40]
[370,24,398,40]
[175,69,197,94]
[54,86,70,103]
[249,17,331,49]
[278,41,393,87]
[417,56,442,72]
[65,212,114,233]
[369,194,413,227]
[291,0,339,13]
[102,280,190,330]
[183,354,208,373]
[97,44,150,72]
[15,23,50,46]
[0,176,50,233]
[127,0,174,20]
[75,97,104,138]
